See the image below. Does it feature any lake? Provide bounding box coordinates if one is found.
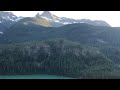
[0,74,75,79]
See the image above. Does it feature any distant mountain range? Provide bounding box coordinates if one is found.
[40,11,111,27]
[0,11,23,32]
[0,11,111,33]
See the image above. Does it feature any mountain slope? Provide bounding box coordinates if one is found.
[0,23,8,33]
[1,23,120,66]
[0,39,119,79]
[0,18,120,78]
[18,17,52,27]
[1,23,119,44]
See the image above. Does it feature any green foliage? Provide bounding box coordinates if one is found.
[0,39,119,79]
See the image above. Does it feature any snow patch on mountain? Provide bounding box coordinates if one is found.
[62,22,72,24]
[55,20,60,22]
[7,17,15,21]
[41,16,53,21]
[23,22,28,25]
[97,39,107,44]
[15,17,23,22]
[0,32,3,34]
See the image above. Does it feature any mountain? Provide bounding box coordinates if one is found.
[2,23,117,44]
[0,11,111,33]
[0,11,120,79]
[15,16,52,27]
[0,11,23,32]
[40,11,64,27]
[0,23,111,43]
[2,23,120,66]
[40,11,111,27]
[5,13,62,30]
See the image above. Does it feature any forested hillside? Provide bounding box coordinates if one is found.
[0,39,120,79]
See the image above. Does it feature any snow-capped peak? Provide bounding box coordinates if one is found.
[0,11,24,29]
[0,11,23,22]
[41,11,59,21]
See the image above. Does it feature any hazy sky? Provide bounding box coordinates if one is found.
[8,11,120,27]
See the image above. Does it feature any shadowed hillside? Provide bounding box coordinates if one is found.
[0,39,120,79]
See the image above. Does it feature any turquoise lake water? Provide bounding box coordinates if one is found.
[0,75,75,79]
